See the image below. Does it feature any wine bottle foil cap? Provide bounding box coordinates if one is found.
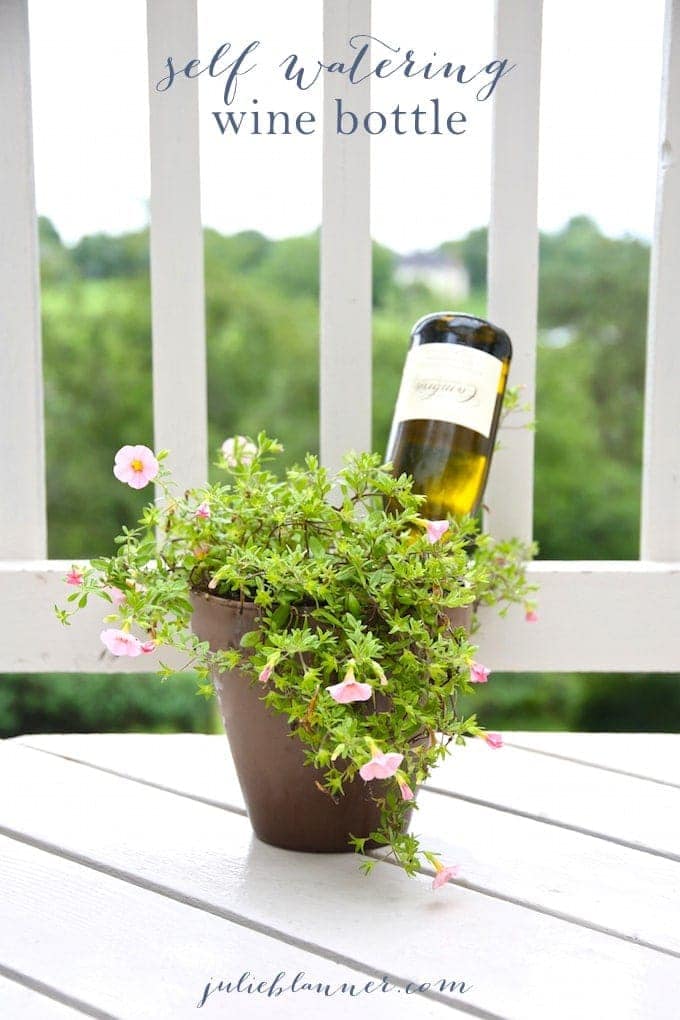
[411,311,512,354]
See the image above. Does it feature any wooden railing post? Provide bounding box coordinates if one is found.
[147,0,208,490]
[486,0,543,544]
[0,0,47,558]
[641,0,680,561]
[320,0,373,474]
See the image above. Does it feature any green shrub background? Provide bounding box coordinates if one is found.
[3,215,675,736]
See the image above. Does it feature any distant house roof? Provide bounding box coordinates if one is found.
[397,250,462,270]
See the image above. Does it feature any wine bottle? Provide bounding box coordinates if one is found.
[385,312,512,519]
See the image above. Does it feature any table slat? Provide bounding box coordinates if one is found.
[0,975,89,1020]
[13,734,680,957]
[0,834,455,1020]
[2,743,680,1020]
[505,732,680,786]
[20,732,679,858]
[428,741,680,859]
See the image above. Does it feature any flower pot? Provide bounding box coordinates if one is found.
[190,592,473,853]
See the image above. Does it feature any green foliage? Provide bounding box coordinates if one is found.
[38,217,75,285]
[539,216,649,467]
[534,341,640,559]
[72,229,150,279]
[58,435,532,876]
[0,673,216,739]
[460,673,586,732]
[575,674,680,732]
[4,213,673,747]
[41,277,153,557]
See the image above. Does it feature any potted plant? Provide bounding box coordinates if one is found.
[58,433,535,886]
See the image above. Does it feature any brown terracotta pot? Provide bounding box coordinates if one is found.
[190,591,471,853]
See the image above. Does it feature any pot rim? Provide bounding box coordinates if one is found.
[190,588,320,616]
[190,588,258,612]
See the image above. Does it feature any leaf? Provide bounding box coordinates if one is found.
[271,602,291,629]
[239,630,261,648]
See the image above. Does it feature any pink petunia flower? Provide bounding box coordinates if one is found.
[424,520,449,544]
[432,863,460,890]
[113,445,159,490]
[470,662,490,684]
[221,436,257,468]
[359,751,404,781]
[484,732,503,749]
[65,568,84,586]
[327,665,373,704]
[258,664,273,685]
[105,585,126,607]
[398,778,415,801]
[100,629,143,657]
[140,640,156,654]
[194,502,211,520]
[257,653,280,685]
[525,609,538,623]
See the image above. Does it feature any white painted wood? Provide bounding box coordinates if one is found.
[0,976,86,1020]
[147,0,207,489]
[0,836,451,1020]
[17,733,680,957]
[0,0,47,558]
[3,743,680,1019]
[3,559,680,672]
[477,559,680,671]
[320,1,372,473]
[641,0,680,560]
[0,561,182,673]
[428,740,680,859]
[506,731,680,786]
[485,0,543,543]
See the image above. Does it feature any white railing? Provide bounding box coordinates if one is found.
[1,0,679,674]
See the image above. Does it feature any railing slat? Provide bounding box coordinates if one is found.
[320,0,372,474]
[2,560,680,673]
[146,0,207,489]
[641,0,680,561]
[0,0,47,558]
[485,0,543,543]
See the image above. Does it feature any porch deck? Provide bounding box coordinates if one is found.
[1,731,678,1018]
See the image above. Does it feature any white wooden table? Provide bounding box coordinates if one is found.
[1,733,679,1019]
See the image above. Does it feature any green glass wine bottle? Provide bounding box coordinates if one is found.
[385,312,512,519]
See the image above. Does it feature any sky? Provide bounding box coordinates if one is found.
[27,0,665,254]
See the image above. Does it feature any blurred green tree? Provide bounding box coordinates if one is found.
[1,215,672,738]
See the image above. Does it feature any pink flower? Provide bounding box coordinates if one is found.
[100,629,143,657]
[470,662,490,684]
[484,732,503,749]
[432,863,460,890]
[194,502,211,520]
[359,751,404,781]
[140,640,156,654]
[525,609,538,623]
[105,585,126,607]
[258,664,273,685]
[327,665,373,704]
[257,654,280,685]
[113,445,159,490]
[65,568,84,586]
[424,520,449,544]
[398,779,414,801]
[221,436,257,467]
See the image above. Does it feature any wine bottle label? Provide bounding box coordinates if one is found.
[394,343,503,438]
